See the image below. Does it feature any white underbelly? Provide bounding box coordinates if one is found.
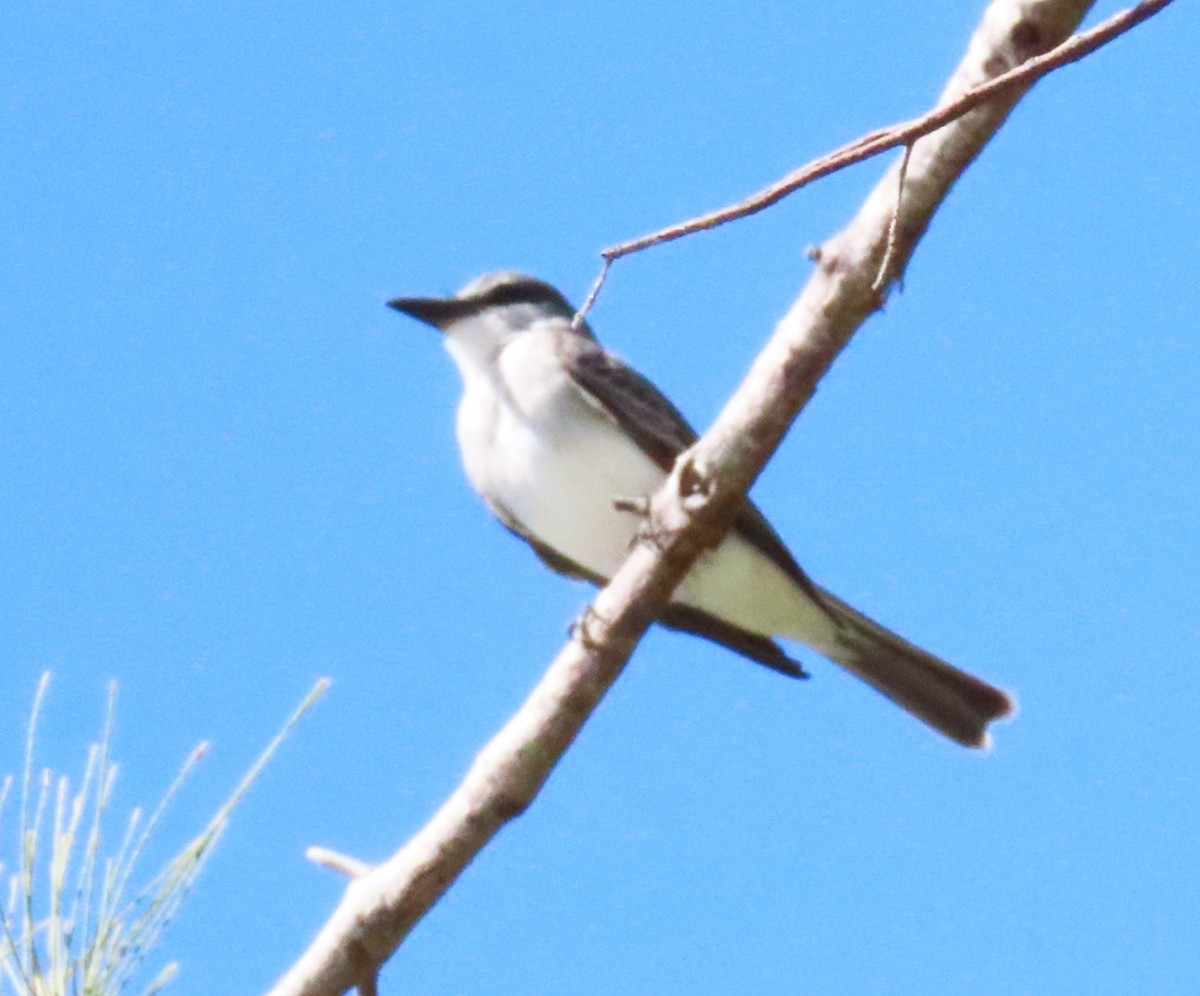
[460,386,665,578]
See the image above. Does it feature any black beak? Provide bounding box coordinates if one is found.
[387,295,472,330]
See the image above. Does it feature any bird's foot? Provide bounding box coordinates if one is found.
[569,605,605,651]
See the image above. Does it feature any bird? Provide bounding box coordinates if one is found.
[388,271,1014,747]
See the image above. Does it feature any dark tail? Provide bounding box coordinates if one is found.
[818,589,1015,748]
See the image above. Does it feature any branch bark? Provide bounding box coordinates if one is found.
[269,1,1173,992]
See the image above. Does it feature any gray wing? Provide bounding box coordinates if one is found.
[557,331,699,473]
[558,331,830,610]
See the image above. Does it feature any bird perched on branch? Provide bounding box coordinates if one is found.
[389,271,1013,747]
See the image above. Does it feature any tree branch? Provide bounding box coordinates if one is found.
[268,1,1173,992]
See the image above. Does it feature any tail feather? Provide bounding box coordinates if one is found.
[817,589,1014,748]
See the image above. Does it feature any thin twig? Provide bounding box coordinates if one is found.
[571,258,611,331]
[600,0,1172,262]
[873,142,914,295]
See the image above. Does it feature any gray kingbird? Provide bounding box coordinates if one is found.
[388,272,1013,747]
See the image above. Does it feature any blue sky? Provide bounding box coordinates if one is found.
[3,2,1198,993]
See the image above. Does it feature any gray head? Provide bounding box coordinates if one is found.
[387,271,594,340]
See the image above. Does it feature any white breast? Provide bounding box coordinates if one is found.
[453,327,667,578]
